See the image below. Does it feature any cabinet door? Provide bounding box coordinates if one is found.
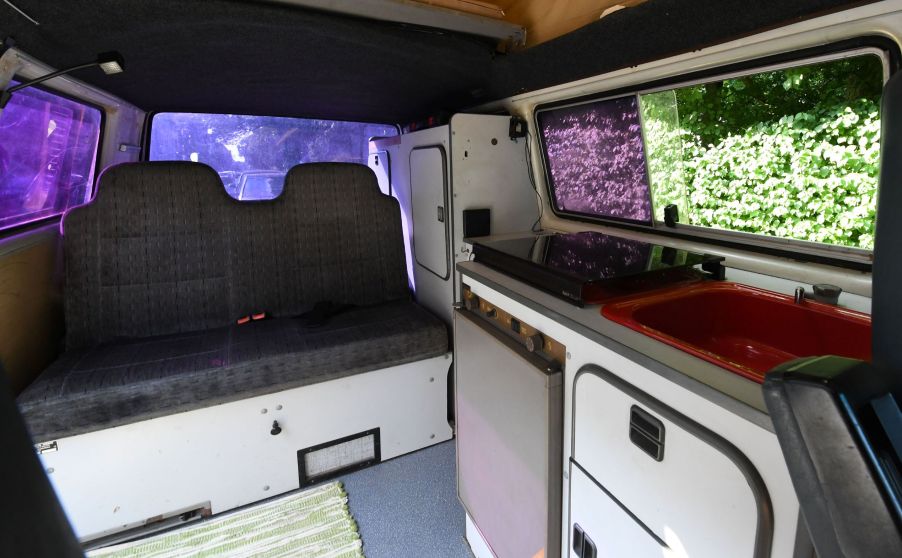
[569,461,665,558]
[410,146,449,279]
[572,366,772,558]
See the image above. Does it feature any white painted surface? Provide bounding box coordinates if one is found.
[374,126,454,324]
[411,146,451,280]
[466,513,497,558]
[568,464,666,558]
[448,114,539,271]
[367,150,391,195]
[372,116,539,326]
[463,277,801,558]
[573,373,758,557]
[40,355,453,542]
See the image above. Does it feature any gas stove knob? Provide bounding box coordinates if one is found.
[526,333,544,353]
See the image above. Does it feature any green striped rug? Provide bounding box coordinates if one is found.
[88,482,364,558]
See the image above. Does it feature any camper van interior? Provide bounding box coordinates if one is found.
[1,1,901,557]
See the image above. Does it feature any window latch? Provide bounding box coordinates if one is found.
[663,204,679,228]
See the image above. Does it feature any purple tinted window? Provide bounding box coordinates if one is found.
[538,95,652,223]
[149,113,398,200]
[0,81,101,231]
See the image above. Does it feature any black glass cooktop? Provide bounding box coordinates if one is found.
[472,231,724,305]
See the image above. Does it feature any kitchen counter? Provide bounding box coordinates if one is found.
[457,260,773,431]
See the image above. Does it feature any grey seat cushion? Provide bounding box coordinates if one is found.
[18,300,448,442]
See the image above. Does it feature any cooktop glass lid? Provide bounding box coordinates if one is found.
[474,231,720,282]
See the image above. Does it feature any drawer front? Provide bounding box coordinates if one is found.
[569,460,665,558]
[572,365,772,558]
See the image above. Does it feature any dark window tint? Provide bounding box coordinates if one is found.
[149,113,398,200]
[538,95,652,224]
[0,82,102,231]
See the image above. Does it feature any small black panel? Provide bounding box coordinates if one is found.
[463,208,491,238]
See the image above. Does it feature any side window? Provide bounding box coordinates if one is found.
[0,82,102,231]
[148,113,398,200]
[537,95,652,224]
[640,53,883,250]
[537,49,886,254]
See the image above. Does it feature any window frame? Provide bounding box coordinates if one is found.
[0,78,106,235]
[533,37,900,271]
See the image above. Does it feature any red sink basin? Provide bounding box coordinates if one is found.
[601,282,872,383]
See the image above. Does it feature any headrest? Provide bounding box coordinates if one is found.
[281,162,383,201]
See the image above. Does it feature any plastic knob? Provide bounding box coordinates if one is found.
[525,333,544,353]
[270,420,282,436]
[465,296,480,311]
[484,307,497,318]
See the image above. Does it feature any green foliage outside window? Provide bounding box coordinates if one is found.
[640,54,883,249]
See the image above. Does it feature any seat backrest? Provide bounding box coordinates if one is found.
[229,163,409,318]
[63,162,234,349]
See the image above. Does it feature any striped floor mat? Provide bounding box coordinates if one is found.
[87,482,364,558]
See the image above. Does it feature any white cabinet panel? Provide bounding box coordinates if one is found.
[569,462,666,558]
[410,146,450,280]
[572,367,769,558]
[367,150,391,195]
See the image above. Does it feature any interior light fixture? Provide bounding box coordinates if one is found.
[0,51,125,109]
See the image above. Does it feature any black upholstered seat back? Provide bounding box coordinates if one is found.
[63,162,234,349]
[229,163,409,318]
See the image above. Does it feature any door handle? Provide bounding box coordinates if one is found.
[629,405,665,461]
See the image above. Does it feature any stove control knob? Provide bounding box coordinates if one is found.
[526,333,544,353]
[464,296,480,311]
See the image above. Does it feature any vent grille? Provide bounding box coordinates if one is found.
[298,428,381,484]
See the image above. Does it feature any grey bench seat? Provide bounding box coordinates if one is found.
[18,162,447,443]
[18,300,447,442]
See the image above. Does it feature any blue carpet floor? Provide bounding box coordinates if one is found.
[340,440,473,558]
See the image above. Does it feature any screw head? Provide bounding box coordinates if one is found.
[261,408,268,414]
[275,405,283,411]
[263,485,270,491]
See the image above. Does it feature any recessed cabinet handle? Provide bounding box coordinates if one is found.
[629,405,665,461]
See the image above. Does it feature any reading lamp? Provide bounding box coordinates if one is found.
[0,51,124,109]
